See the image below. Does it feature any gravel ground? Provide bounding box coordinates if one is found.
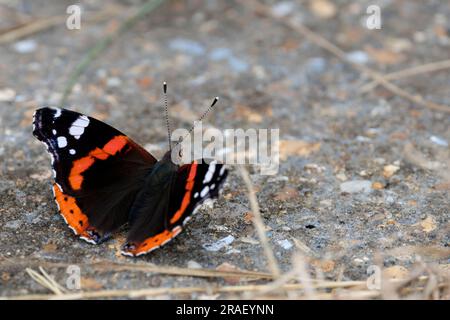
[0,0,449,298]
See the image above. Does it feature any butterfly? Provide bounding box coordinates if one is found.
[32,85,228,257]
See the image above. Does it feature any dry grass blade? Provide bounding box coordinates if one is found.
[0,16,64,44]
[3,279,375,300]
[293,253,317,299]
[26,267,67,295]
[238,165,281,278]
[0,6,122,45]
[242,0,450,114]
[360,59,450,93]
[0,258,273,280]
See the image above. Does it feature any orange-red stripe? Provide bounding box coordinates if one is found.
[169,161,198,224]
[69,135,128,190]
[125,226,182,256]
[53,183,89,235]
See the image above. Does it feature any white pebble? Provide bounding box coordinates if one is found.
[340,180,372,193]
[430,135,448,147]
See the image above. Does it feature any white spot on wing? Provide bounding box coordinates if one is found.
[69,116,90,139]
[219,166,226,176]
[69,126,84,136]
[194,192,199,198]
[200,186,209,197]
[52,107,62,119]
[57,136,67,148]
[72,116,90,127]
[203,161,217,184]
[52,129,57,135]
[69,149,76,155]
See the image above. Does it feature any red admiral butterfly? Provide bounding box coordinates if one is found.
[32,84,228,256]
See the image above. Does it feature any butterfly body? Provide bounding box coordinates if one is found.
[32,107,228,256]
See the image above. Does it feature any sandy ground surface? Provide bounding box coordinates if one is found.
[0,0,449,298]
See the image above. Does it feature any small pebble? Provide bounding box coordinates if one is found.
[107,77,122,87]
[169,38,205,56]
[209,47,232,61]
[346,51,369,64]
[187,260,203,269]
[277,239,293,250]
[383,164,400,178]
[5,220,22,230]
[271,1,295,17]
[340,180,372,193]
[353,258,365,265]
[203,235,235,252]
[305,57,327,74]
[372,181,384,190]
[228,56,249,73]
[430,135,448,147]
[336,172,347,181]
[0,88,16,102]
[13,39,37,53]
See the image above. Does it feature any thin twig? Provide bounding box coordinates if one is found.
[0,7,122,45]
[5,277,440,300]
[238,165,281,278]
[242,0,450,114]
[3,280,370,300]
[0,258,273,280]
[360,59,450,93]
[25,267,67,295]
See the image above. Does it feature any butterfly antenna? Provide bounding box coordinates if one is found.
[163,81,172,151]
[176,96,219,146]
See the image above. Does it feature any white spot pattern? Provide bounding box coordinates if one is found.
[203,160,216,183]
[52,107,62,119]
[200,186,209,197]
[69,116,90,139]
[57,136,67,148]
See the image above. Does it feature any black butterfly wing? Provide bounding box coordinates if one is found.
[122,160,228,256]
[33,107,157,243]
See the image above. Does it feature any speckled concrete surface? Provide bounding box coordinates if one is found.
[0,0,449,298]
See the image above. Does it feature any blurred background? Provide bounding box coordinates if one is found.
[0,0,449,299]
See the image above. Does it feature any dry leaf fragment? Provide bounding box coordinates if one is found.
[383,266,409,279]
[383,164,400,178]
[81,277,103,290]
[311,259,336,273]
[371,181,384,190]
[416,215,437,233]
[243,211,254,224]
[233,103,264,123]
[42,243,57,252]
[365,46,405,65]
[136,76,153,89]
[274,186,299,201]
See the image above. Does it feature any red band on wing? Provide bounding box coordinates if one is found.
[169,161,198,224]
[69,135,128,190]
[53,183,89,235]
[123,226,182,256]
